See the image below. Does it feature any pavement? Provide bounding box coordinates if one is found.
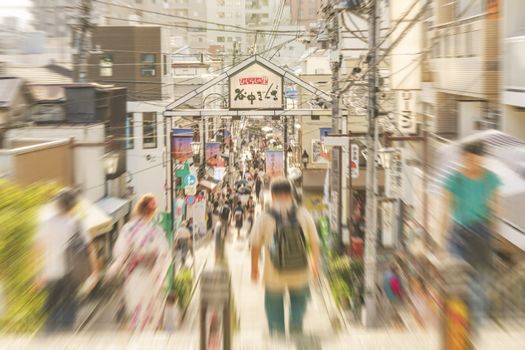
[2,213,525,349]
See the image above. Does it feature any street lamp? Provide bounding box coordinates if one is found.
[102,152,119,197]
[191,141,206,179]
[191,142,201,164]
[302,150,309,169]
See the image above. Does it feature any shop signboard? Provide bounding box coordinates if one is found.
[229,63,283,110]
[172,128,193,164]
[265,150,284,178]
[385,148,403,199]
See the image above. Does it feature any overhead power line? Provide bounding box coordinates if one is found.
[341,0,432,94]
[92,0,304,36]
[102,15,305,37]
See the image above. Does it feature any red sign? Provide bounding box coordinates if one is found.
[239,77,268,85]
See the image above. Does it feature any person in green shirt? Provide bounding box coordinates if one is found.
[441,140,501,328]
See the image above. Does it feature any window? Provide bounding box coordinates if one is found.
[455,29,464,57]
[431,36,440,58]
[217,36,225,43]
[217,12,225,18]
[446,31,454,58]
[227,37,233,42]
[465,25,474,57]
[125,113,134,149]
[470,30,480,57]
[163,54,168,75]
[141,53,156,76]
[99,54,113,77]
[456,0,484,20]
[142,112,157,149]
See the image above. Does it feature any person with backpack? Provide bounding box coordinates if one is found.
[233,202,245,239]
[35,189,100,332]
[219,202,232,239]
[441,141,501,328]
[246,197,255,237]
[175,220,193,267]
[250,178,320,335]
[255,175,262,202]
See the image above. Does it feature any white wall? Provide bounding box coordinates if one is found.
[5,124,106,202]
[304,55,330,75]
[458,101,482,138]
[502,105,525,140]
[389,0,422,90]
[126,101,169,211]
[503,0,525,38]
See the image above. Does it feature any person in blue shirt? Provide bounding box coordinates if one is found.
[441,140,501,327]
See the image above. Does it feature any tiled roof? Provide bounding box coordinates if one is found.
[0,77,23,108]
[4,64,73,85]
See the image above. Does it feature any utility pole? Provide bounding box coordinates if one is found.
[327,1,343,248]
[363,0,379,328]
[201,117,207,179]
[283,116,288,176]
[77,0,93,83]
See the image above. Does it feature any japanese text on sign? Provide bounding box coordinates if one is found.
[385,149,403,199]
[351,144,359,179]
[229,63,283,110]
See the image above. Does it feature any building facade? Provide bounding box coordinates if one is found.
[87,25,174,210]
[501,0,525,139]
[427,0,500,139]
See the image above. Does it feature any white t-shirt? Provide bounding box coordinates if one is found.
[251,206,319,291]
[36,214,90,281]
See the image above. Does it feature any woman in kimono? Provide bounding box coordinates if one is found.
[108,194,171,331]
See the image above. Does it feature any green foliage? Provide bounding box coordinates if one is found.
[173,268,193,309]
[330,277,351,307]
[0,181,60,333]
[327,255,364,311]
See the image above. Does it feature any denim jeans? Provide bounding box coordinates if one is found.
[448,222,491,329]
[45,275,78,332]
[264,286,310,334]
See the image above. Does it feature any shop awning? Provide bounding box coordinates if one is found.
[303,169,328,190]
[95,197,131,225]
[39,197,113,240]
[302,168,385,190]
[199,179,217,191]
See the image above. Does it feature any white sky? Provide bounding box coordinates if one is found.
[0,0,32,29]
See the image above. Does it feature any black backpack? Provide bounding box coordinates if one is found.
[65,220,90,290]
[220,205,231,221]
[268,207,308,272]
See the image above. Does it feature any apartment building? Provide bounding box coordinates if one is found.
[30,0,82,38]
[87,26,173,209]
[501,0,525,139]
[427,0,499,139]
[290,0,321,26]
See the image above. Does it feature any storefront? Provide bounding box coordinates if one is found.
[302,169,329,222]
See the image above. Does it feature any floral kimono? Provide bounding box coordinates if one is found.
[110,218,171,331]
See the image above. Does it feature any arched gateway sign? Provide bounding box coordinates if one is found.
[164,55,330,113]
[229,62,284,110]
